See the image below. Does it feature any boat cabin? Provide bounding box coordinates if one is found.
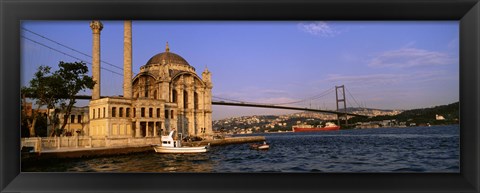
[161,130,181,147]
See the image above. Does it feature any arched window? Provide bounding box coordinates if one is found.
[194,92,199,109]
[154,90,158,99]
[112,107,116,117]
[144,77,149,98]
[184,91,188,109]
[172,90,177,103]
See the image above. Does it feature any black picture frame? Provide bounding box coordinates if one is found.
[1,0,479,192]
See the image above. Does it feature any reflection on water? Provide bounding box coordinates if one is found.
[63,153,215,172]
[22,125,459,173]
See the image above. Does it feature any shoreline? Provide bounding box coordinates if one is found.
[22,136,265,161]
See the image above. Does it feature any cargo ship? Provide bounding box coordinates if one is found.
[292,122,340,132]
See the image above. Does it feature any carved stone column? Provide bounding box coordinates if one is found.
[175,84,185,134]
[159,66,171,101]
[160,81,170,101]
[135,121,141,138]
[176,85,184,109]
[146,122,151,137]
[186,85,195,136]
[204,85,213,136]
[153,122,157,137]
[202,67,213,136]
[106,119,111,137]
[197,88,205,133]
[161,121,165,135]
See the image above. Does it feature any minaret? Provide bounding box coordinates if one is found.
[90,20,103,100]
[123,20,132,98]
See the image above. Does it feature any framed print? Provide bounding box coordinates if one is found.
[1,0,479,192]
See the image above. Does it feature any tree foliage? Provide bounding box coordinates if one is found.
[21,66,64,137]
[21,61,94,137]
[56,61,95,133]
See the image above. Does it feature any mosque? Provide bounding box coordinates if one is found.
[67,20,213,139]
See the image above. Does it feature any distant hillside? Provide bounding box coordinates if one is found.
[343,107,403,116]
[349,102,459,125]
[395,102,459,123]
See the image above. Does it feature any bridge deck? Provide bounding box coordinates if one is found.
[212,101,368,117]
[47,95,369,117]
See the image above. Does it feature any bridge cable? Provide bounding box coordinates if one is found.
[22,27,124,71]
[270,87,335,105]
[212,96,269,105]
[212,96,242,103]
[22,35,124,76]
[346,88,362,108]
[213,87,335,107]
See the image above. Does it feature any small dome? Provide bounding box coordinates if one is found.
[145,52,191,67]
[145,42,191,67]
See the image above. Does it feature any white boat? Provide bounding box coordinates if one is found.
[153,130,209,153]
[250,141,270,150]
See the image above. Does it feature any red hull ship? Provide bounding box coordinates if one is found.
[293,122,340,132]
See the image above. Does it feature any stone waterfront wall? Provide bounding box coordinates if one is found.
[21,136,162,152]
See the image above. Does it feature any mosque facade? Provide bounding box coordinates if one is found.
[81,20,213,139]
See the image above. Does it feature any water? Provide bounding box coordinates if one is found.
[22,125,460,173]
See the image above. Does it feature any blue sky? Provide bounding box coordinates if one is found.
[21,21,459,120]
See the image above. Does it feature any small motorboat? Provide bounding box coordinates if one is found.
[153,129,209,154]
[250,141,270,150]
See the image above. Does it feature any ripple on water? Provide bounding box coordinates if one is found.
[24,125,460,173]
[289,166,308,172]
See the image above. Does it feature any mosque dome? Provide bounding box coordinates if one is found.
[145,42,191,67]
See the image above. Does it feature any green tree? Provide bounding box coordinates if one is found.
[34,113,48,137]
[21,66,64,137]
[22,61,94,137]
[56,61,94,133]
[21,94,32,137]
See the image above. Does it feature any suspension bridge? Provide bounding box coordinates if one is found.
[21,26,370,125]
[73,88,368,118]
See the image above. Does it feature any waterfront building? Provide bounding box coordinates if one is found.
[61,21,213,139]
[22,102,49,117]
[58,107,89,136]
[436,114,446,120]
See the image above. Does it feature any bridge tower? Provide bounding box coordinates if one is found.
[335,85,348,127]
